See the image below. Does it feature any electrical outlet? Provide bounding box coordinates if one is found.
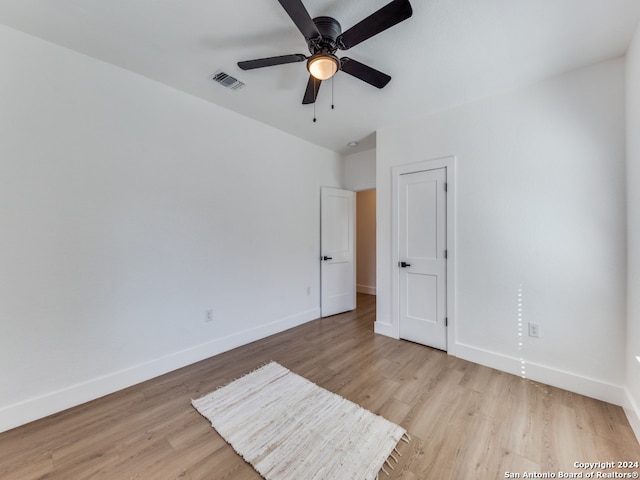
[528,322,539,338]
[205,309,213,323]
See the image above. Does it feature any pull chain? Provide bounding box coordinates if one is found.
[311,76,337,122]
[331,75,335,110]
[313,77,317,122]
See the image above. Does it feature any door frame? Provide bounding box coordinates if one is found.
[391,156,457,355]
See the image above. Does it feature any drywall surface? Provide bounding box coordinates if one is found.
[344,148,376,191]
[0,25,343,432]
[626,23,640,438]
[377,58,627,403]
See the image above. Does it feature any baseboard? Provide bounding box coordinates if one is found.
[356,284,376,295]
[455,343,625,406]
[0,308,320,434]
[624,388,640,443]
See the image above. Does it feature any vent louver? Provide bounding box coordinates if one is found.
[212,71,245,90]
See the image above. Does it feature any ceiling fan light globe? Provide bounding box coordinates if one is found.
[307,54,339,80]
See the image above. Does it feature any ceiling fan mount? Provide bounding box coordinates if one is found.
[237,0,413,104]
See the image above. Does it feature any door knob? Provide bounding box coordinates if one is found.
[322,256,333,261]
[398,261,411,268]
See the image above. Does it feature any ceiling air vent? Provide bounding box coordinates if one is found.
[212,70,245,91]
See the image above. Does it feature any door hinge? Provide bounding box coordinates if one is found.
[444,182,448,192]
[445,317,448,327]
[445,250,448,259]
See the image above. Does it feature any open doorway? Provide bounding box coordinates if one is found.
[356,189,376,299]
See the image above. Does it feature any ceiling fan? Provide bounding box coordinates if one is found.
[237,0,413,104]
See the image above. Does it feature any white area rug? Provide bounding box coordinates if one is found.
[192,362,408,480]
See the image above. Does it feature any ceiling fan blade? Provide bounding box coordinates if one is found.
[337,0,413,50]
[302,75,321,104]
[277,0,321,41]
[238,54,307,70]
[340,57,391,89]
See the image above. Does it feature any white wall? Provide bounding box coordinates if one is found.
[0,26,343,432]
[344,148,376,191]
[377,58,627,404]
[626,24,640,438]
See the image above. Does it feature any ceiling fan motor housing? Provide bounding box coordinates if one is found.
[309,16,342,54]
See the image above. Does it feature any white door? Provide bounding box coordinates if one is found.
[321,187,355,317]
[398,168,447,350]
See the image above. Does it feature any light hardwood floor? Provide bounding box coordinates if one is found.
[2,294,639,479]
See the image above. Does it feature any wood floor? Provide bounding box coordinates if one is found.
[2,294,639,480]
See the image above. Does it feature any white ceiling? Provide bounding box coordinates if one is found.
[2,0,640,155]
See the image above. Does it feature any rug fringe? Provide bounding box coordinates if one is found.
[377,431,410,478]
